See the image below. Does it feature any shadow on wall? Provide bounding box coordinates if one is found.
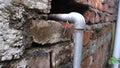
[50,0,89,14]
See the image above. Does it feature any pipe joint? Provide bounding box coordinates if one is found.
[49,12,86,30]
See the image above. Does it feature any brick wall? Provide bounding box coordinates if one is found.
[0,0,118,68]
[76,0,117,68]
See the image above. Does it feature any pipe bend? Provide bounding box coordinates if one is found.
[49,12,86,30]
[69,12,86,29]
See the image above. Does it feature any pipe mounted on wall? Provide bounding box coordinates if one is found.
[112,0,120,68]
[49,12,86,68]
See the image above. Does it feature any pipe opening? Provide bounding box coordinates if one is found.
[50,0,89,14]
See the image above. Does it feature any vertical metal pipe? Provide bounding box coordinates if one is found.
[112,0,120,68]
[73,30,83,68]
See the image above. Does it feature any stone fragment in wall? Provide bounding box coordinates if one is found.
[12,0,51,13]
[9,50,50,68]
[8,42,74,68]
[9,5,25,29]
[0,2,24,61]
[26,20,74,45]
[51,43,74,68]
[9,59,27,68]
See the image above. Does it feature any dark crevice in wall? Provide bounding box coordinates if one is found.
[31,40,71,48]
[50,0,89,14]
[50,51,53,68]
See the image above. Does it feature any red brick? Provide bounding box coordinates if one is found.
[93,49,99,62]
[105,16,109,22]
[100,14,105,22]
[83,29,91,46]
[108,0,112,3]
[105,15,114,22]
[92,59,100,68]
[84,11,95,24]
[98,2,103,10]
[81,56,93,68]
[105,15,116,22]
[99,25,112,36]
[99,47,104,64]
[101,4,109,12]
[107,0,116,8]
[92,48,101,68]
[84,11,91,22]
[99,3,114,13]
[108,8,114,14]
[87,0,92,6]
[90,0,115,14]
[91,0,102,9]
[91,0,96,8]
[100,27,107,35]
[91,40,111,68]
[95,13,101,23]
[92,31,97,40]
[99,42,110,67]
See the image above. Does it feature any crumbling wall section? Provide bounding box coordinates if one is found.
[0,0,118,68]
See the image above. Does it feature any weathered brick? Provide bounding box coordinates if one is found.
[83,29,91,46]
[100,4,109,12]
[9,50,50,68]
[107,0,116,8]
[91,39,111,68]
[105,15,110,22]
[108,8,115,14]
[105,15,116,22]
[98,42,109,67]
[100,14,105,22]
[87,0,92,6]
[99,24,112,36]
[84,11,95,24]
[98,3,115,13]
[92,48,101,68]
[95,13,101,23]
[81,56,93,68]
[91,0,102,9]
[93,48,100,62]
[91,59,100,68]
[92,31,97,40]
